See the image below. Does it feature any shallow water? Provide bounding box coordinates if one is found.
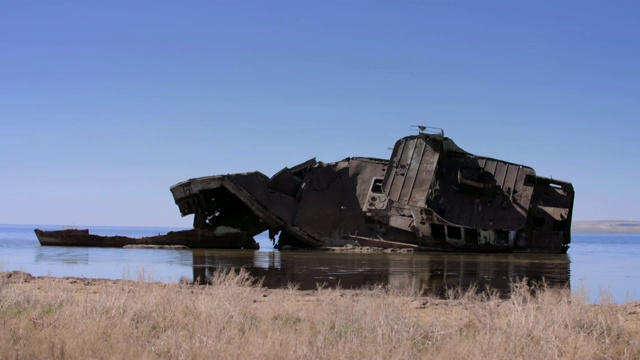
[1,225,638,302]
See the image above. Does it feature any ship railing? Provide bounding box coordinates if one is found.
[411,125,444,137]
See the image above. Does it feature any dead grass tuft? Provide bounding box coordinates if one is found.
[0,270,638,359]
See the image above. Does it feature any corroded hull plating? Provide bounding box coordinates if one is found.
[34,228,259,249]
[171,130,574,253]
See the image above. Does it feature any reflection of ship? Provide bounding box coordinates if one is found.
[34,247,90,265]
[191,250,570,297]
[172,127,574,253]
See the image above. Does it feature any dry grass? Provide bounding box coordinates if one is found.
[1,270,639,360]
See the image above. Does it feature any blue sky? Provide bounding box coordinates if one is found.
[1,1,638,227]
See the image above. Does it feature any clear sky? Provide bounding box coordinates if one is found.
[1,1,638,227]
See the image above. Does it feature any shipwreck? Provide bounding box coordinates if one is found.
[171,127,574,253]
[34,228,258,249]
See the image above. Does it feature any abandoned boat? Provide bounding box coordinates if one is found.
[170,127,574,254]
[34,228,259,249]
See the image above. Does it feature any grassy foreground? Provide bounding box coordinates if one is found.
[1,270,639,360]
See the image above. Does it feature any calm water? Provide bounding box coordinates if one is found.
[1,224,638,303]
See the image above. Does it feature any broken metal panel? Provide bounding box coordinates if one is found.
[268,168,300,197]
[293,158,385,239]
[348,158,389,209]
[429,151,535,231]
[517,176,574,252]
[293,166,347,236]
[388,215,413,232]
[169,128,575,253]
[171,176,224,216]
[171,172,280,240]
[288,157,318,175]
[343,234,419,249]
[264,192,298,224]
[383,136,440,207]
[397,138,426,205]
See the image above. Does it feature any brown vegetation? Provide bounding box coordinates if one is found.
[1,270,639,360]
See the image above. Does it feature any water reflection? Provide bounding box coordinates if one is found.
[35,248,90,265]
[193,250,570,296]
[32,246,194,281]
[4,226,635,303]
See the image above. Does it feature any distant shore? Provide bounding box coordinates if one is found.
[572,220,640,234]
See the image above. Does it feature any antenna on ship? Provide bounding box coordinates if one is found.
[411,125,444,137]
[411,125,427,134]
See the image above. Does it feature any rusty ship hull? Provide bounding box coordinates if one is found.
[34,228,259,249]
[170,129,574,253]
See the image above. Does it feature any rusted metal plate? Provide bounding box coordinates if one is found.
[170,128,574,253]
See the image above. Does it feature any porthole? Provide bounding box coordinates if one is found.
[531,216,545,228]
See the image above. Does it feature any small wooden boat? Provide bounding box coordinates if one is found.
[34,228,259,249]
